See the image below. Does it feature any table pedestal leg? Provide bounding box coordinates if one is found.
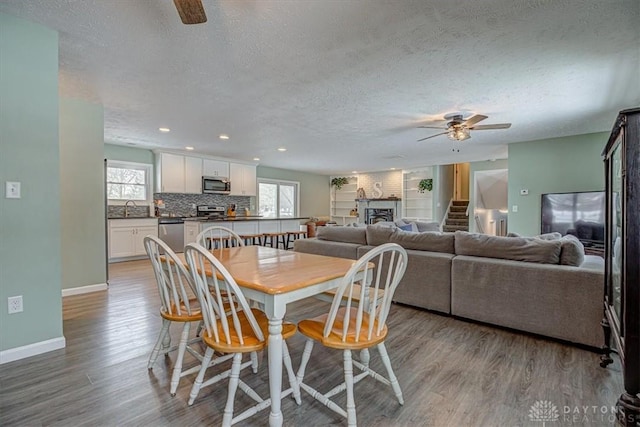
[268,318,283,427]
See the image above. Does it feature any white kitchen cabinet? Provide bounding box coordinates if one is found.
[185,156,203,193]
[229,163,257,196]
[203,159,229,178]
[108,218,158,260]
[156,153,203,194]
[156,152,185,193]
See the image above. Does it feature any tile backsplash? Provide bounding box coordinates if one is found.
[154,193,252,217]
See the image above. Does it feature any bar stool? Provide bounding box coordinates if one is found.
[285,230,308,249]
[262,232,287,249]
[239,233,264,246]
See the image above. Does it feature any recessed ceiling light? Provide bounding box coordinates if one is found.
[159,127,170,133]
[219,134,229,140]
[185,146,194,150]
[277,148,287,152]
[253,157,260,161]
[390,167,397,170]
[351,171,358,174]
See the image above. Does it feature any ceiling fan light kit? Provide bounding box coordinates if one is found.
[417,113,511,142]
[448,127,470,141]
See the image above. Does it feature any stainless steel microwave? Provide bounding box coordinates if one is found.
[202,176,230,194]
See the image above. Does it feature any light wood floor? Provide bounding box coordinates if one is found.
[0,259,624,426]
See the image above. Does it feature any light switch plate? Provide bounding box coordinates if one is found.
[6,182,21,199]
[512,205,519,213]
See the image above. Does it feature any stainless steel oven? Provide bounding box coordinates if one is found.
[202,176,231,194]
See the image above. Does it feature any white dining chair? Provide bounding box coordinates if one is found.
[295,243,408,426]
[144,235,235,396]
[184,242,301,426]
[196,226,244,250]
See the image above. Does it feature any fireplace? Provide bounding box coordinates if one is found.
[365,208,394,224]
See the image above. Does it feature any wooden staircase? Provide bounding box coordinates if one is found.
[443,200,469,232]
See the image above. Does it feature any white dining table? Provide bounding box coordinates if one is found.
[177,245,366,427]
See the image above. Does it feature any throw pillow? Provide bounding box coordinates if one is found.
[398,222,418,232]
[412,220,441,232]
[559,234,585,266]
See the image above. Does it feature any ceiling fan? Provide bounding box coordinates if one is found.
[173,0,207,24]
[417,113,511,142]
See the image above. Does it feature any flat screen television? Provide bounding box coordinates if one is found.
[541,191,606,248]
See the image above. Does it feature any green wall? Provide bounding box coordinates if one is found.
[104,143,154,164]
[0,13,63,353]
[60,98,106,290]
[507,132,606,236]
[257,165,330,217]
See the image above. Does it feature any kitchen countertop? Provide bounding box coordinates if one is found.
[185,216,310,222]
[108,216,155,220]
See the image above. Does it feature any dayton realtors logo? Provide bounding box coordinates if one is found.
[529,400,618,424]
[529,400,560,426]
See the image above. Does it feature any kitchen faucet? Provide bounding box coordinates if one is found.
[124,200,137,217]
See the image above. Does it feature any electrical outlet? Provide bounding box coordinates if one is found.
[8,295,23,314]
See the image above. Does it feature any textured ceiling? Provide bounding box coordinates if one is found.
[1,0,638,175]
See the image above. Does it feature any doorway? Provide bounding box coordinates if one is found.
[454,163,470,200]
[473,169,508,235]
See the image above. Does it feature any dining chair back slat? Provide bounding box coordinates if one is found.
[196,226,245,250]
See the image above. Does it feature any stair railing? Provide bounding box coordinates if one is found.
[440,198,453,231]
[474,214,485,234]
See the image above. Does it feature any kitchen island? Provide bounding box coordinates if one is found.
[184,217,309,246]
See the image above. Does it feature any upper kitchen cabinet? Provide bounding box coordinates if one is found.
[155,152,185,193]
[184,156,202,193]
[155,152,204,194]
[203,159,229,178]
[229,162,257,196]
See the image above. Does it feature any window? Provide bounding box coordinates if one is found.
[258,179,299,218]
[106,161,153,203]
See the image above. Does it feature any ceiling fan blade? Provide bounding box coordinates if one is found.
[417,125,448,129]
[417,132,448,142]
[173,0,207,24]
[469,123,512,130]
[463,114,488,127]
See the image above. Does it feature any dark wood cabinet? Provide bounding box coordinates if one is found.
[601,107,640,426]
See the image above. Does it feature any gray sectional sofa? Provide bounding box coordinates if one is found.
[294,225,605,349]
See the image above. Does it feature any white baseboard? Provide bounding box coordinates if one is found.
[0,336,66,365]
[62,282,108,297]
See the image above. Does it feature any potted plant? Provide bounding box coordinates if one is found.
[331,177,349,190]
[418,178,433,193]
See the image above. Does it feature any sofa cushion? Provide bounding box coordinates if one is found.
[389,229,455,254]
[559,234,585,266]
[412,220,441,232]
[536,232,562,240]
[316,226,367,245]
[294,238,360,260]
[366,225,394,246]
[454,231,562,264]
